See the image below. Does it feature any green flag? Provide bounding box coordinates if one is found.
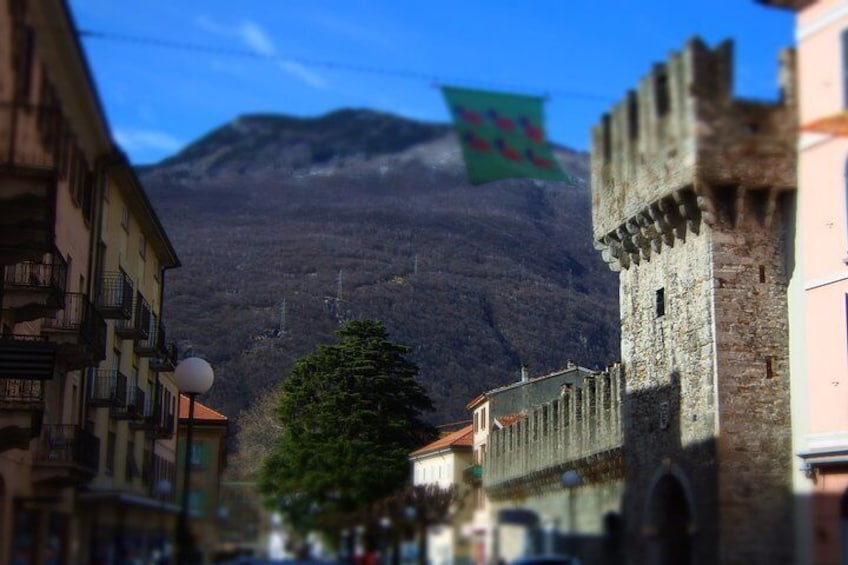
[442,85,568,185]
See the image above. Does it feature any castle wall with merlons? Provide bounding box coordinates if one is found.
[591,37,796,564]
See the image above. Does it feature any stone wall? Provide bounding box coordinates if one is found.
[591,37,796,564]
[485,366,593,425]
[486,366,623,488]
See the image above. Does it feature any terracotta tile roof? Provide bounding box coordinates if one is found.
[179,394,229,422]
[409,424,473,457]
[465,393,487,410]
[495,413,524,428]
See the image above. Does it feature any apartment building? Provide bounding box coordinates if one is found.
[758,1,848,563]
[0,0,182,562]
[79,161,180,562]
[409,424,474,565]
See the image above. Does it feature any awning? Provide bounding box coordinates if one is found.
[801,112,848,137]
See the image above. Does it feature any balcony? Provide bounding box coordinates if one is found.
[131,396,174,439]
[0,378,44,405]
[111,386,144,420]
[0,334,56,380]
[34,424,99,486]
[87,368,128,408]
[150,342,177,373]
[95,271,134,319]
[41,293,107,370]
[0,103,59,264]
[134,315,160,357]
[3,253,67,322]
[115,292,151,340]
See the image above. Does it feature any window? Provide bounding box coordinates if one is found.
[121,204,129,231]
[14,25,35,102]
[656,288,665,318]
[126,440,136,481]
[843,29,848,109]
[138,234,146,259]
[482,406,486,430]
[190,443,204,467]
[106,431,116,475]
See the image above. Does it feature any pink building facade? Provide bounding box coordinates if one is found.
[763,1,848,563]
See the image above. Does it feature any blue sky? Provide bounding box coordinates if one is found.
[69,1,794,165]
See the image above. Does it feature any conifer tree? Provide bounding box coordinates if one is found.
[258,319,436,531]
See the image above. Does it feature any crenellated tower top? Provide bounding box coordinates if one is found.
[590,37,796,271]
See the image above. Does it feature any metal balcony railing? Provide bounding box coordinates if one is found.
[115,292,151,340]
[87,368,128,407]
[112,385,144,420]
[35,424,99,474]
[0,334,56,380]
[134,313,160,356]
[0,378,44,403]
[95,271,134,319]
[3,253,67,293]
[2,253,67,322]
[150,342,177,373]
[42,292,107,367]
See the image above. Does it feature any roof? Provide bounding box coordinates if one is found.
[179,394,229,422]
[483,364,595,398]
[409,424,473,457]
[465,393,487,410]
[495,413,525,428]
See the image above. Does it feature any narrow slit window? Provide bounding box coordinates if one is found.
[656,288,665,318]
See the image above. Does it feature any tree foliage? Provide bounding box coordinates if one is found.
[258,319,436,530]
[229,386,284,480]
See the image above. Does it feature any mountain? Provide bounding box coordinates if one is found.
[139,108,620,424]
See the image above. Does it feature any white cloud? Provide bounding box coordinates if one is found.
[195,15,328,89]
[114,128,183,153]
[277,60,327,89]
[237,21,276,56]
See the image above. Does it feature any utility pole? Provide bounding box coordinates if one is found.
[337,269,343,302]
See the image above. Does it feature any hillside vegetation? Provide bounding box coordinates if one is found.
[139,109,620,423]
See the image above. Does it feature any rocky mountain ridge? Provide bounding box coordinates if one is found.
[139,108,620,423]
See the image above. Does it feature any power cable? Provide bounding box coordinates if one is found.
[77,28,615,103]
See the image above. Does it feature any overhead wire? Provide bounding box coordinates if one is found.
[77,28,615,103]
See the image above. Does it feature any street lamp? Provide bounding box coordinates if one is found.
[174,357,215,564]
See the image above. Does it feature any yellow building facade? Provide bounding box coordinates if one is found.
[0,0,182,562]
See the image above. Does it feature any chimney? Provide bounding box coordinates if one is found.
[520,365,529,382]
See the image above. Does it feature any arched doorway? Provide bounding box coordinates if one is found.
[648,474,692,565]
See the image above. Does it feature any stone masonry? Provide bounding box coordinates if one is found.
[591,38,796,564]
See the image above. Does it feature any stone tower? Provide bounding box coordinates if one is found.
[590,38,796,564]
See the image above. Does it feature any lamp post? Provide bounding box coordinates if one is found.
[174,357,215,565]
